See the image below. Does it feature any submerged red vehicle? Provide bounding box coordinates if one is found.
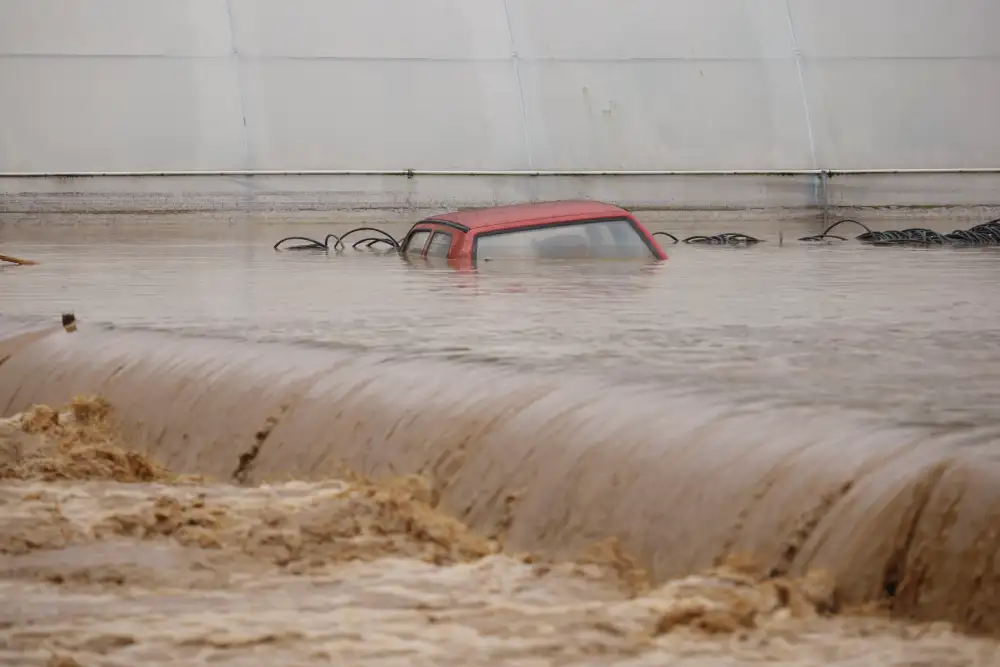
[401,200,668,263]
[273,200,669,265]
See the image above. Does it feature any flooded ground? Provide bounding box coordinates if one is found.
[2,215,1000,665]
[3,217,1000,429]
[2,397,998,667]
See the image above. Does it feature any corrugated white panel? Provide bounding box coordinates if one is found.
[504,0,794,60]
[0,0,232,56]
[805,59,1000,169]
[239,60,528,169]
[518,60,813,170]
[229,0,511,59]
[789,0,1000,59]
[0,58,246,171]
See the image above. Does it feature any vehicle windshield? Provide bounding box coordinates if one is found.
[474,218,656,260]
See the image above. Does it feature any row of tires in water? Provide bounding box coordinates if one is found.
[653,218,1000,247]
[273,218,1000,252]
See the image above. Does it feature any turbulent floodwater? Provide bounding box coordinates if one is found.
[2,216,1000,665]
[3,217,1000,429]
[0,397,997,667]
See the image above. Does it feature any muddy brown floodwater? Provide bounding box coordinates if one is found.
[0,396,996,667]
[2,217,1000,665]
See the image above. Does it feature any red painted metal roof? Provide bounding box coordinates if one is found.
[427,200,631,230]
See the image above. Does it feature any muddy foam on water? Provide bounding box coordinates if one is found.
[0,397,997,666]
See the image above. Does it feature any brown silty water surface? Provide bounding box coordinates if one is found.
[2,216,1000,665]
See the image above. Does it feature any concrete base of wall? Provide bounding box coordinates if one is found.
[2,173,1000,227]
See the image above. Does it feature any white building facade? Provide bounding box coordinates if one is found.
[2,0,998,216]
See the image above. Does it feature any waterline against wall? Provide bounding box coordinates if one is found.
[3,169,1000,225]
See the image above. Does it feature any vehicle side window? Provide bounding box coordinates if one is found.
[426,231,453,258]
[403,230,430,255]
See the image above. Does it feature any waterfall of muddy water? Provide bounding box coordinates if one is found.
[0,396,997,667]
[2,219,1000,664]
[0,321,999,664]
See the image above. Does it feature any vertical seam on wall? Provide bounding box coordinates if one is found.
[225,0,252,169]
[500,0,534,171]
[783,0,818,170]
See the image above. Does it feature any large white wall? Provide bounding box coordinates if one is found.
[3,0,999,172]
[1,0,999,216]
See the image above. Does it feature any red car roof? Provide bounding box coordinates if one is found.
[427,200,632,230]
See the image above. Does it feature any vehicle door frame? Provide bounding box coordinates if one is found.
[400,224,434,257]
[401,221,464,259]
